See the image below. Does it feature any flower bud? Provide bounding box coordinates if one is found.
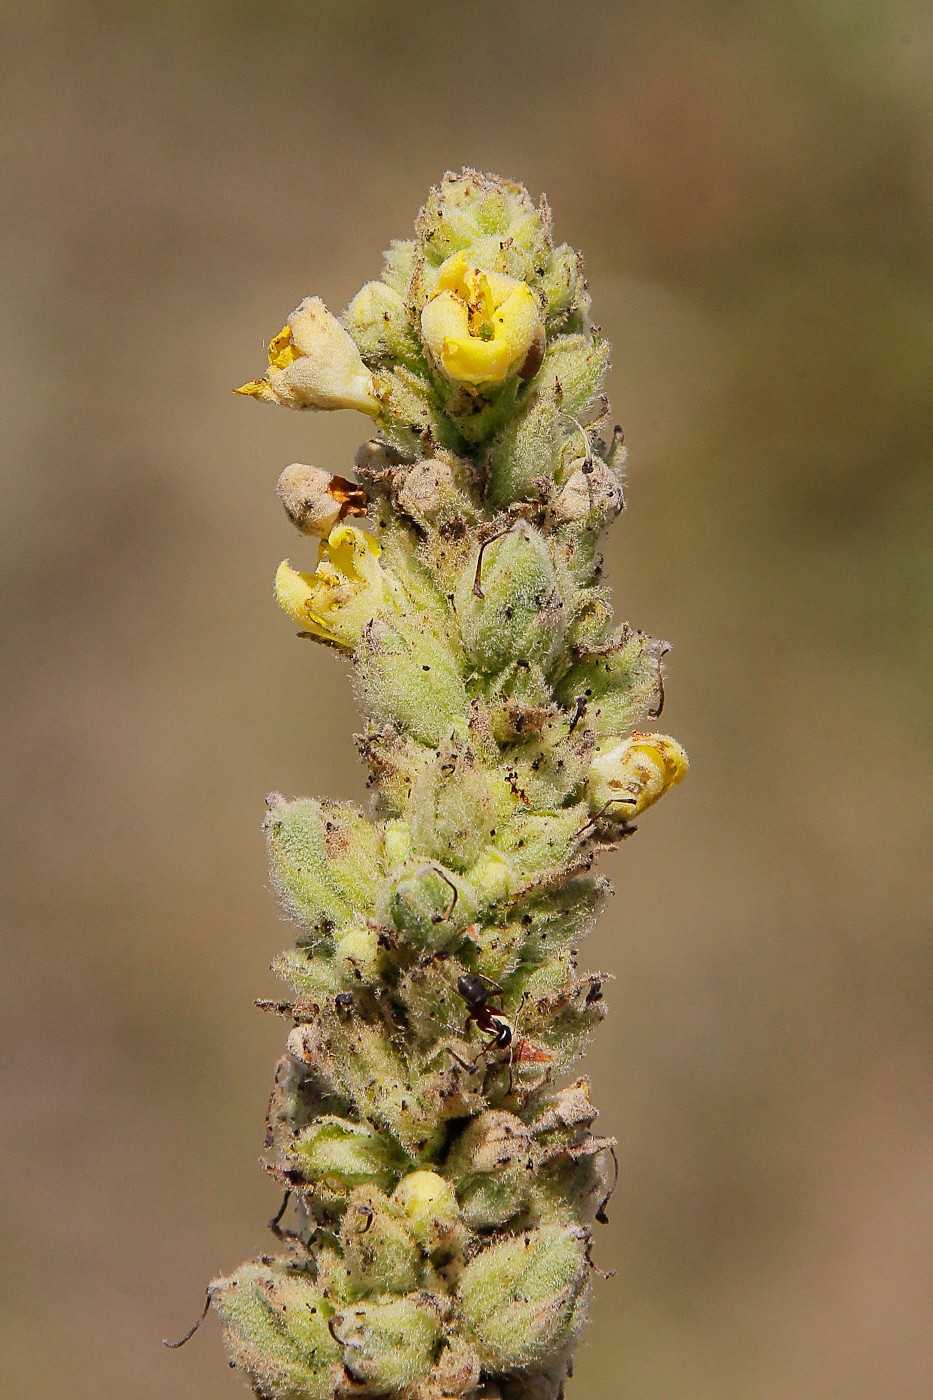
[343,279,420,366]
[274,522,391,649]
[264,795,384,936]
[540,242,589,327]
[417,169,552,267]
[340,1186,422,1294]
[554,626,666,738]
[457,1225,588,1370]
[587,732,689,821]
[552,458,624,529]
[465,847,517,905]
[210,1261,341,1400]
[383,862,479,950]
[534,332,609,421]
[329,1292,445,1391]
[407,751,508,872]
[456,525,568,673]
[392,1170,464,1256]
[276,463,366,537]
[236,296,379,414]
[286,1116,405,1199]
[354,615,471,746]
[485,389,562,509]
[334,923,387,987]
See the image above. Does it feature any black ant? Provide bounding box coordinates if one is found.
[457,973,514,1051]
[453,972,531,1096]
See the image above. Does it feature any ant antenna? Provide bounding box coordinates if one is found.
[163,1289,212,1349]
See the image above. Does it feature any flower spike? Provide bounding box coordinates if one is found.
[206,171,688,1400]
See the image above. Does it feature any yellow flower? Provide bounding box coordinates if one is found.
[274,523,390,648]
[236,297,379,414]
[587,732,689,821]
[420,250,544,387]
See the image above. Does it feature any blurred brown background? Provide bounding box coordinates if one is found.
[2,1,931,1396]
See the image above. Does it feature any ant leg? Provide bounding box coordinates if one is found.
[445,1044,477,1073]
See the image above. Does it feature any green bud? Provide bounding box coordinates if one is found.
[340,1186,422,1294]
[271,947,341,1000]
[383,816,413,864]
[416,169,551,269]
[465,846,518,905]
[383,861,479,949]
[407,746,509,872]
[486,389,562,509]
[457,1225,588,1370]
[397,957,468,1044]
[286,1019,440,1159]
[212,1261,341,1400]
[565,584,613,651]
[264,796,384,936]
[495,806,585,876]
[334,923,387,987]
[329,1291,445,1391]
[456,525,568,674]
[343,280,421,367]
[381,238,415,295]
[354,615,470,746]
[286,1116,405,1200]
[373,362,461,457]
[554,625,666,737]
[541,244,589,330]
[535,333,609,422]
[514,968,606,1073]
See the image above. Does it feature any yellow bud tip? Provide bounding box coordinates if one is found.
[233,378,274,400]
[589,732,689,821]
[393,1170,456,1218]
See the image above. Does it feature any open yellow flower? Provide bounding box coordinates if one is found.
[587,732,689,821]
[274,523,391,648]
[236,297,379,414]
[420,250,544,387]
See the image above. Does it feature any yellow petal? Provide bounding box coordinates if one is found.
[441,333,514,385]
[273,559,336,639]
[491,282,541,364]
[267,325,301,370]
